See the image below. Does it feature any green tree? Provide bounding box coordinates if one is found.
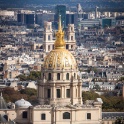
[17,71,41,81]
[93,84,101,91]
[20,88,37,96]
[119,77,124,81]
[82,91,99,102]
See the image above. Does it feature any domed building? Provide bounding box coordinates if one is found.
[0,15,103,124]
[15,99,32,108]
[38,16,82,106]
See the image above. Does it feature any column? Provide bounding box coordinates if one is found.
[42,87,44,99]
[62,86,64,98]
[53,84,56,100]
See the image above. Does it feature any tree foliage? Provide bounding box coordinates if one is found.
[3,87,37,104]
[20,88,37,96]
[17,71,41,81]
[82,91,124,112]
[119,77,124,81]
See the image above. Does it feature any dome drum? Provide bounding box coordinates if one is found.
[41,71,78,83]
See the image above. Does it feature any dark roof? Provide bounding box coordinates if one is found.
[102,112,124,119]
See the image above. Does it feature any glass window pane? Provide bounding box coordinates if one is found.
[47,89,51,98]
[66,89,70,98]
[87,113,91,119]
[63,112,70,119]
[41,114,46,120]
[57,89,61,98]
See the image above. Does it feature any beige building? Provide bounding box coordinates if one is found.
[0,16,102,124]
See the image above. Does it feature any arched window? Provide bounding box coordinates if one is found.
[48,73,51,80]
[71,27,73,31]
[66,73,69,80]
[22,111,27,118]
[41,113,46,120]
[48,35,50,41]
[63,112,70,119]
[74,73,76,79]
[71,36,73,40]
[40,45,43,49]
[57,73,60,80]
[87,113,91,119]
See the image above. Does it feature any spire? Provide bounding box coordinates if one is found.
[54,15,66,49]
[58,15,62,31]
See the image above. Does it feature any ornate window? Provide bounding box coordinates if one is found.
[47,89,51,98]
[66,89,70,98]
[22,111,27,118]
[57,73,60,80]
[87,113,91,119]
[48,73,51,80]
[63,112,70,119]
[56,89,61,98]
[41,113,46,120]
[66,73,69,80]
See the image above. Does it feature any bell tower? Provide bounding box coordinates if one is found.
[43,21,54,53]
[66,24,76,50]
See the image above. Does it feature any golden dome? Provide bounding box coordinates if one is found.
[43,15,77,70]
[44,48,77,69]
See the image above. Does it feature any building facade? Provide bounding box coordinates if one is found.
[0,15,102,124]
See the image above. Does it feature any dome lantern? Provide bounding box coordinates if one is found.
[54,15,66,49]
